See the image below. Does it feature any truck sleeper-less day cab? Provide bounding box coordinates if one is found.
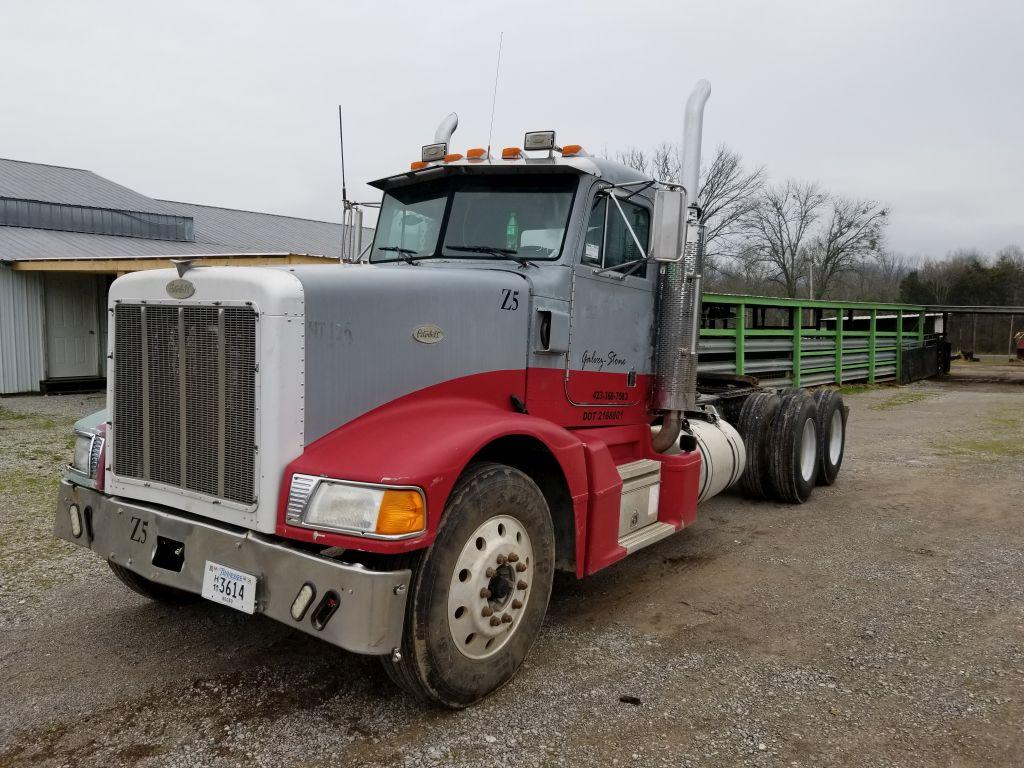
[56,82,848,707]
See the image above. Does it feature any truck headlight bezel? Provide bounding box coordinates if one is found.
[69,430,104,479]
[287,474,426,540]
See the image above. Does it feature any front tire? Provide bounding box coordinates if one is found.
[107,561,196,605]
[381,462,555,708]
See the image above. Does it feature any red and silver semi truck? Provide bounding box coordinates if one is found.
[55,81,848,707]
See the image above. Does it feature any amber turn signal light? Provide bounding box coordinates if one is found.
[375,490,426,536]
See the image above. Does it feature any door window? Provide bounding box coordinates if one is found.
[581,195,650,278]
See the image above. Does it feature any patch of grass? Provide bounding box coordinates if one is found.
[0,405,63,431]
[868,391,936,411]
[0,405,32,422]
[987,413,1024,431]
[837,383,888,395]
[956,438,1024,458]
[932,402,1023,461]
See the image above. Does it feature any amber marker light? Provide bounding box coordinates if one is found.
[375,490,426,536]
[443,153,464,162]
[410,160,428,170]
[466,147,487,160]
[560,144,583,156]
[501,147,522,159]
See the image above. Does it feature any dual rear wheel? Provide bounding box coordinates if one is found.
[737,388,848,503]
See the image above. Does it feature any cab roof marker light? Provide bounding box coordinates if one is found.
[501,147,523,160]
[560,144,585,157]
[443,153,463,163]
[421,142,447,162]
[410,160,428,171]
[466,147,487,160]
[524,130,557,151]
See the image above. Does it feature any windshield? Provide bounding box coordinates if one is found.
[370,174,577,263]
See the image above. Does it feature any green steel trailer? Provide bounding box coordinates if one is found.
[698,294,945,388]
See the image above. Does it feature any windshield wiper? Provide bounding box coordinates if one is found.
[446,245,536,268]
[377,246,422,265]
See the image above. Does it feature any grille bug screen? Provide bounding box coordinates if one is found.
[113,304,257,505]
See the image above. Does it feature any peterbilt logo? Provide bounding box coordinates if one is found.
[165,279,195,299]
[412,324,444,344]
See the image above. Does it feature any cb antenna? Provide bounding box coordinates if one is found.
[486,32,504,158]
[337,106,363,262]
[338,105,348,207]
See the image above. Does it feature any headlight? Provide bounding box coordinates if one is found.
[294,476,425,538]
[70,431,103,478]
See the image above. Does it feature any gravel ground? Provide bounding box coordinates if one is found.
[1,366,1022,768]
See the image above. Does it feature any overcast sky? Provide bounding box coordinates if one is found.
[3,0,1021,259]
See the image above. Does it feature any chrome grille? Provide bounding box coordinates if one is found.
[113,304,257,505]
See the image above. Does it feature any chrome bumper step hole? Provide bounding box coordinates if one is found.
[152,535,186,572]
[311,591,341,631]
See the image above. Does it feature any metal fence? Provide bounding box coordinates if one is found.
[699,294,936,387]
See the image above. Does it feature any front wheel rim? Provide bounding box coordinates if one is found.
[447,514,535,660]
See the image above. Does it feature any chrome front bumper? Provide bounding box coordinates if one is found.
[54,481,411,655]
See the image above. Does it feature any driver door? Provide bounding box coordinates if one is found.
[564,191,655,409]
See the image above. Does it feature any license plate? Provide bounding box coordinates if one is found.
[201,561,257,615]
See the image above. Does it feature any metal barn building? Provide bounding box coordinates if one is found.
[0,157,370,394]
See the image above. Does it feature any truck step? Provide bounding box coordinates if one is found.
[617,521,676,554]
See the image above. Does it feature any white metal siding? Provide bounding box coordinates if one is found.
[0,266,46,394]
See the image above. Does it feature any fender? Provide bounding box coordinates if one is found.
[276,370,590,557]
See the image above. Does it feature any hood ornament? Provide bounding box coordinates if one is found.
[170,258,196,277]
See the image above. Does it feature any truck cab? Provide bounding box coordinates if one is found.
[55,82,845,707]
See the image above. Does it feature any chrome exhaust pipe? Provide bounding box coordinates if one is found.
[681,80,711,207]
[652,80,711,452]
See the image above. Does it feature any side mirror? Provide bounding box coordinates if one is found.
[650,189,688,263]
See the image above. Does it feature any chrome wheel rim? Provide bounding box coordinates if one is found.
[447,514,534,660]
[799,417,817,482]
[828,409,843,465]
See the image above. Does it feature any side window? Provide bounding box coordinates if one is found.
[583,197,606,266]
[581,195,650,279]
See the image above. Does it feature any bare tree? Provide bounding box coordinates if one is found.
[651,142,680,182]
[741,180,827,297]
[807,196,889,298]
[615,147,649,176]
[697,145,766,266]
[870,250,911,302]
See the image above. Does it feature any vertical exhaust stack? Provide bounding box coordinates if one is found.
[652,80,711,452]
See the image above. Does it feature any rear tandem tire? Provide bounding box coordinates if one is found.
[381,462,555,709]
[107,561,196,605]
[813,389,848,486]
[736,392,782,500]
[767,391,820,503]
